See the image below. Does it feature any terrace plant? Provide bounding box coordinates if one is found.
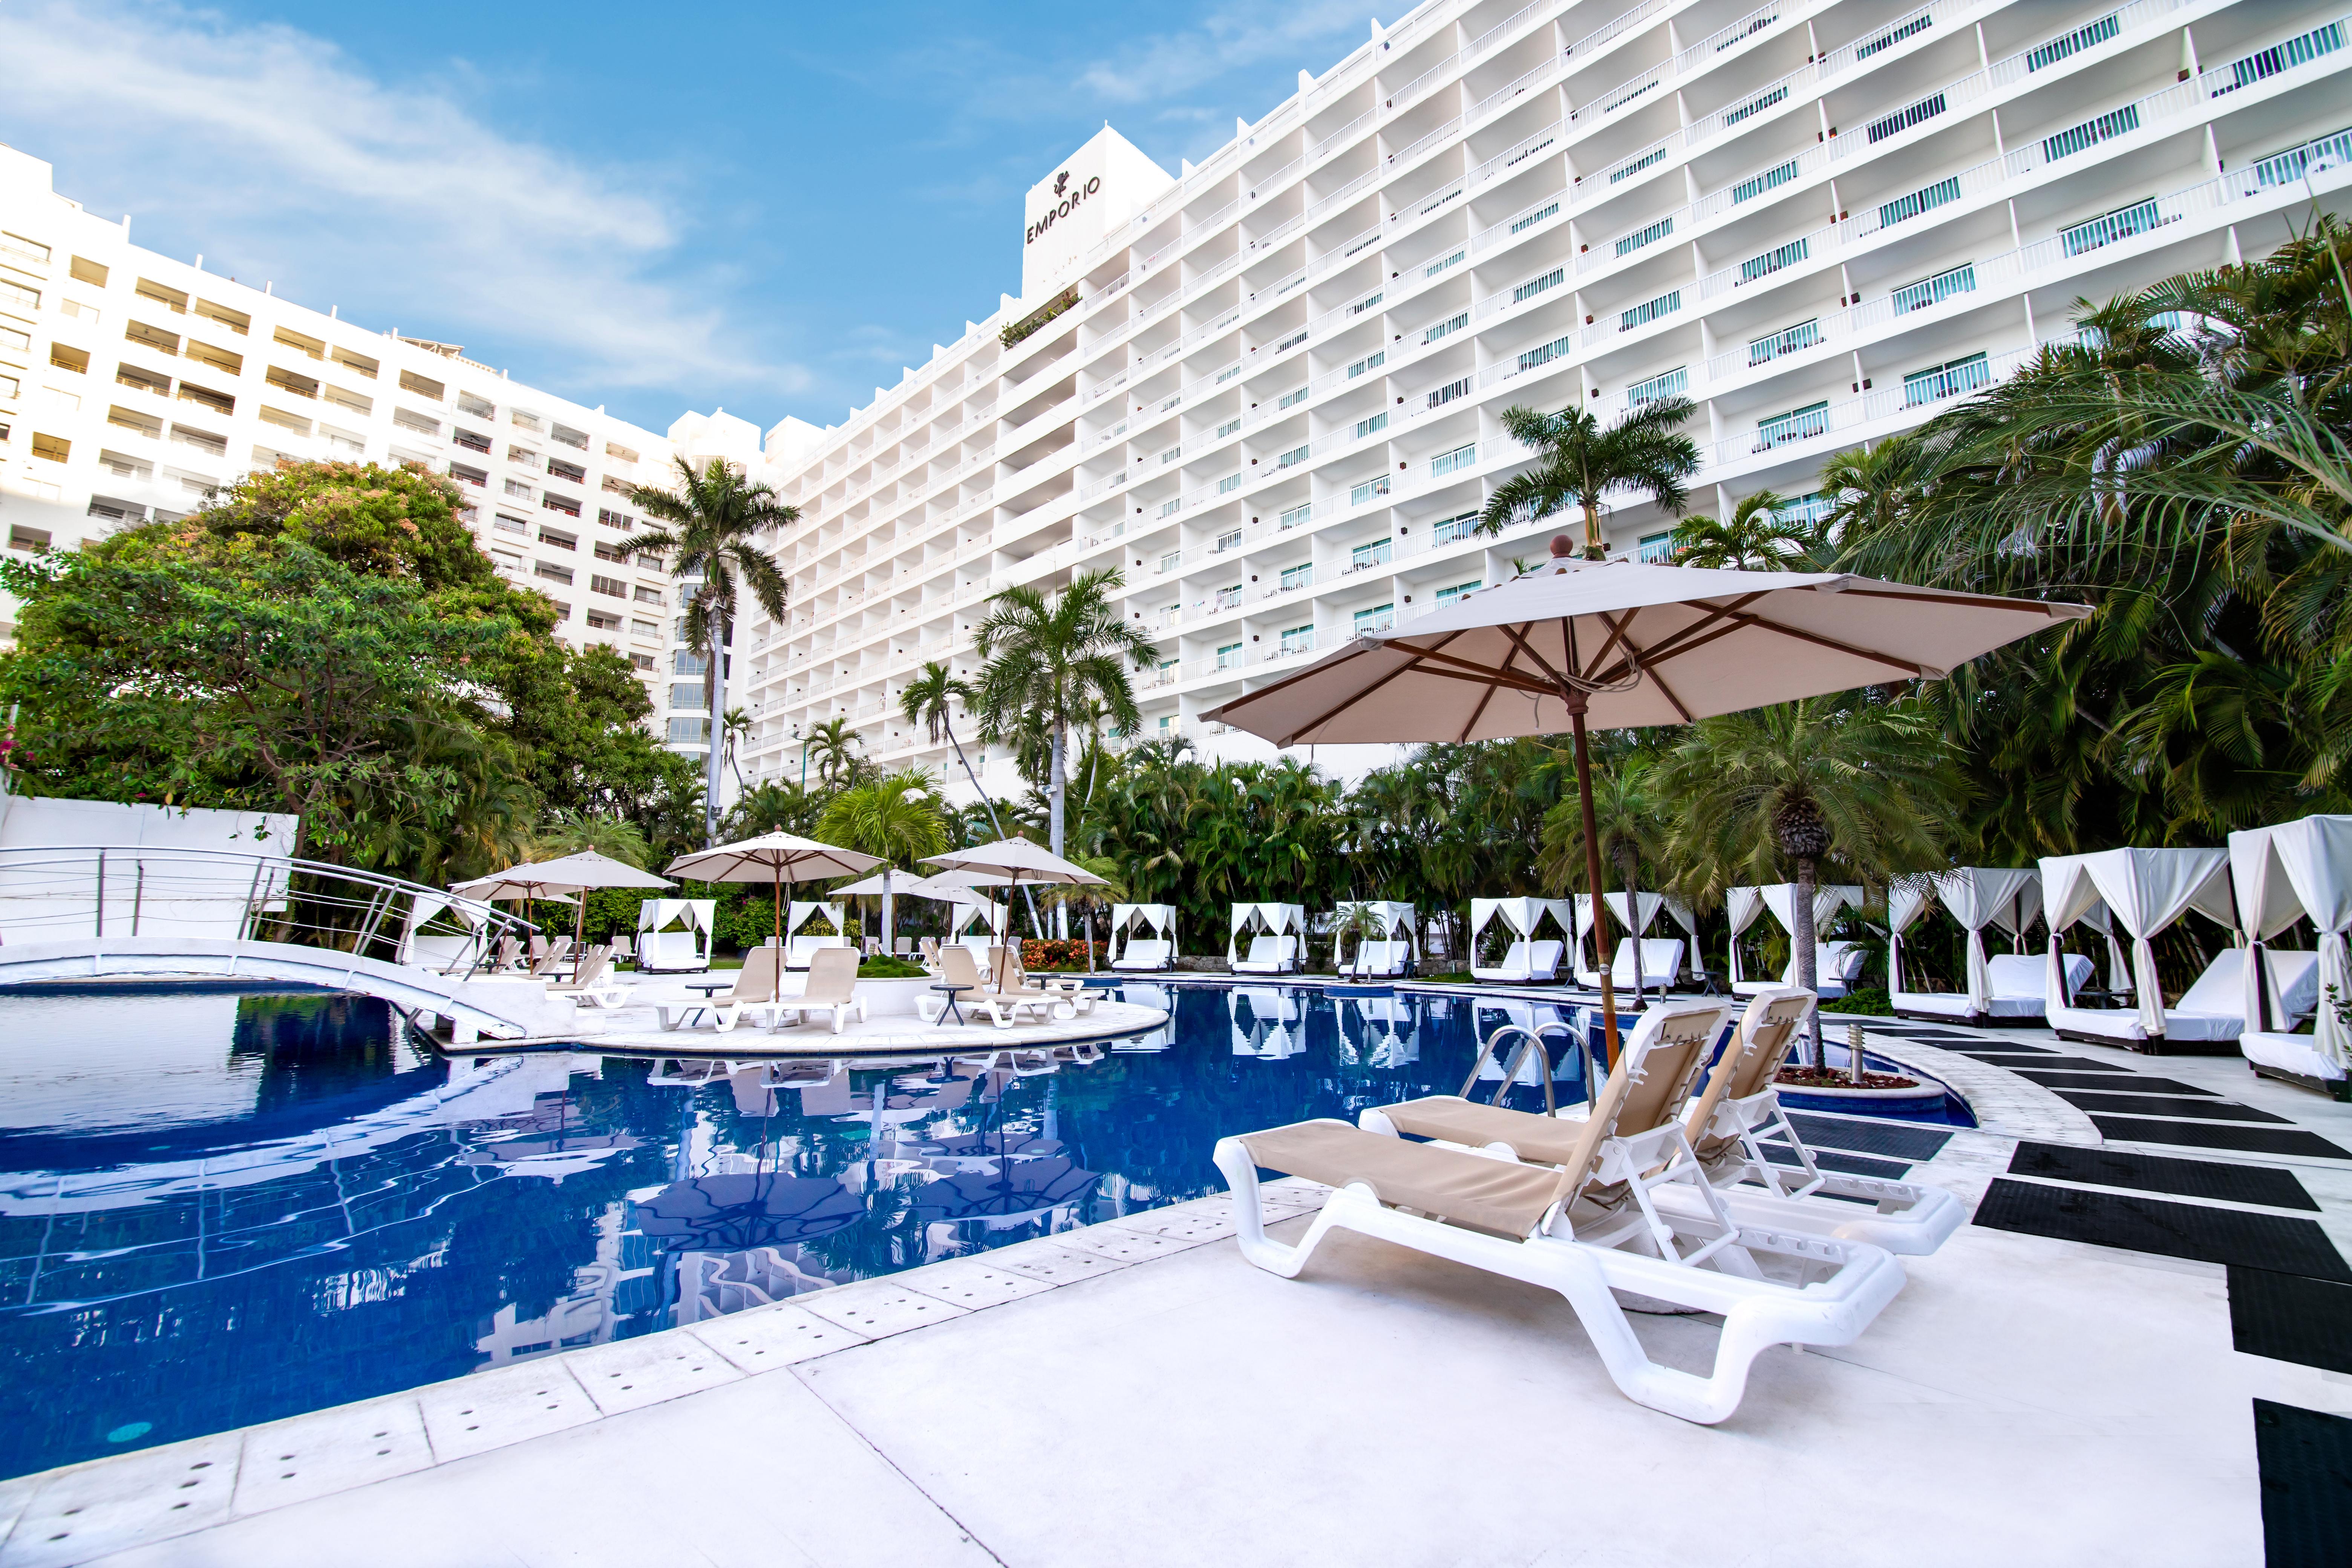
[1477,398,1701,560]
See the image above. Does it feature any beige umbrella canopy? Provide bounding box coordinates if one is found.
[665,833,884,949]
[451,850,672,948]
[1205,540,2089,1060]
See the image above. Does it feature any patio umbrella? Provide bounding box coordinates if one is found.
[1204,538,2089,1064]
[665,833,884,950]
[829,868,1014,953]
[450,849,672,951]
[924,840,1107,968]
[631,1173,867,1252]
[905,1155,1102,1223]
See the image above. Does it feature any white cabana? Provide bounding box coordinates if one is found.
[1109,903,1179,971]
[1468,897,1574,983]
[2040,848,2238,1048]
[1727,884,1865,995]
[1229,903,1306,974]
[1232,986,1305,1058]
[636,899,716,972]
[2230,815,2352,1092]
[1887,869,2055,1022]
[1336,991,1420,1068]
[784,900,852,969]
[1568,892,1688,994]
[1333,900,1417,978]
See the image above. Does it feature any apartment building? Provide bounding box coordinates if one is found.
[738,0,2352,798]
[0,144,765,755]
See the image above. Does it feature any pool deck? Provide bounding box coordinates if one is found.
[6,1015,2350,1566]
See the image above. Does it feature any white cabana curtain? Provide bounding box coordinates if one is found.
[1885,877,1935,997]
[1227,902,1305,964]
[2233,816,2352,1065]
[1661,896,1700,979]
[787,901,845,939]
[2042,849,2233,1035]
[1932,868,2042,1013]
[1334,900,1417,963]
[1729,884,1862,985]
[1109,903,1176,964]
[1469,897,1574,952]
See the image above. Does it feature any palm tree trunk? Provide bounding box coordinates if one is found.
[944,718,1044,938]
[1048,721,1069,941]
[1620,849,1646,1001]
[880,871,895,961]
[1582,499,1606,560]
[1794,854,1820,1067]
[703,617,727,848]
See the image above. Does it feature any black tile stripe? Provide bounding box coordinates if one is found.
[1972,1179,2351,1279]
[2008,1142,2319,1210]
[2232,1268,2352,1374]
[1765,1145,1911,1180]
[2254,1400,2352,1568]
[2090,1116,2352,1159]
[1951,1052,2123,1071]
[2053,1091,2292,1124]
[2017,1071,2218,1096]
[1785,1112,1954,1162]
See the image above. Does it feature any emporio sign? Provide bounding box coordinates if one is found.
[1026,169,1102,249]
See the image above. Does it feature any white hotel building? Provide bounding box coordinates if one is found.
[0,145,775,749]
[736,0,2352,797]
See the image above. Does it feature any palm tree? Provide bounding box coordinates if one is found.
[1034,854,1129,968]
[531,807,653,868]
[973,567,1156,932]
[726,779,823,838]
[1654,699,1958,1069]
[722,707,752,790]
[900,661,1001,827]
[814,771,949,953]
[804,716,862,790]
[1479,398,1701,559]
[1669,491,1822,570]
[1539,753,1670,994]
[623,457,794,846]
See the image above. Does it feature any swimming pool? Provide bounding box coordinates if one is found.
[0,981,1962,1478]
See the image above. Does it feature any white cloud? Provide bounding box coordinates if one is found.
[0,0,807,410]
[1071,0,1382,108]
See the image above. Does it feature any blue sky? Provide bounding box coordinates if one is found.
[0,0,1390,438]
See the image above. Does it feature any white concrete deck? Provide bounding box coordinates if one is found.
[6,1017,2349,1566]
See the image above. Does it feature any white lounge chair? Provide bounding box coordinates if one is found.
[1112,938,1174,972]
[786,934,850,971]
[991,947,1092,1017]
[527,934,574,978]
[656,948,784,1033]
[1341,939,1413,979]
[1233,934,1298,974]
[1215,998,1907,1425]
[936,946,1056,1029]
[2054,947,2320,1049]
[1733,939,1866,999]
[548,944,626,1009]
[1896,952,2093,1023]
[1472,939,1565,984]
[1363,988,1960,1257]
[773,947,870,1034]
[1578,938,1686,996]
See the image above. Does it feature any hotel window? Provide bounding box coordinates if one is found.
[534,561,573,586]
[69,255,104,285]
[1637,532,1676,563]
[1517,333,1571,374]
[1902,352,1990,407]
[1747,321,1821,366]
[1215,527,1242,552]
[668,716,711,744]
[28,432,67,462]
[1158,658,1178,683]
[458,392,496,419]
[399,369,445,400]
[511,409,543,432]
[1276,329,1308,353]
[1350,476,1391,506]
[493,513,529,536]
[631,619,660,639]
[1352,603,1395,635]
[673,650,709,675]
[1280,624,1315,655]
[1620,291,1680,333]
[1215,641,1243,670]
[586,609,621,632]
[1159,550,1181,573]
[1217,473,1242,494]
[1278,386,1311,410]
[1279,502,1313,529]
[1426,377,1470,410]
[1891,265,1976,314]
[1430,444,1476,478]
[1346,291,1383,318]
[1512,267,1564,304]
[1431,510,1479,545]
[591,574,626,597]
[1277,444,1309,468]
[670,683,707,707]
[1214,584,1242,610]
[1216,418,1241,438]
[505,479,534,499]
[1435,579,1482,606]
[1159,446,1181,464]
[1280,562,1311,591]
[1348,351,1385,379]
[8,524,52,552]
[1159,498,1182,518]
[1422,312,1468,345]
[1755,401,1830,449]
[1354,412,1388,439]
[1614,219,1672,259]
[1351,539,1391,570]
[599,507,634,529]
[632,652,657,671]
[635,585,665,604]
[0,279,39,311]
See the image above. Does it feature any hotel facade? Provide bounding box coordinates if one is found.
[0,145,772,750]
[736,0,2352,796]
[4,0,2349,794]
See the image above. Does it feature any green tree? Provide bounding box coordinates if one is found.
[1539,752,1671,992]
[623,457,795,846]
[804,716,865,791]
[815,772,950,949]
[1655,699,1958,1064]
[1478,398,1702,559]
[973,568,1156,927]
[727,780,825,838]
[1669,491,1821,570]
[531,807,654,869]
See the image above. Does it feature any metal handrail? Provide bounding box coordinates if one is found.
[0,843,537,978]
[1459,1020,1586,1115]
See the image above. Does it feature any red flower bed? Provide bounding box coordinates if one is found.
[1020,939,1101,972]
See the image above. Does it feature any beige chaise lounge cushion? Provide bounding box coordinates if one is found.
[1237,1120,1567,1238]
[1375,1097,1594,1165]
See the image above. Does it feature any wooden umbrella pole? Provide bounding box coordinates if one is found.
[1569,700,1622,1070]
[773,862,783,951]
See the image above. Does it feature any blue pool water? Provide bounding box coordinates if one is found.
[0,981,1967,1478]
